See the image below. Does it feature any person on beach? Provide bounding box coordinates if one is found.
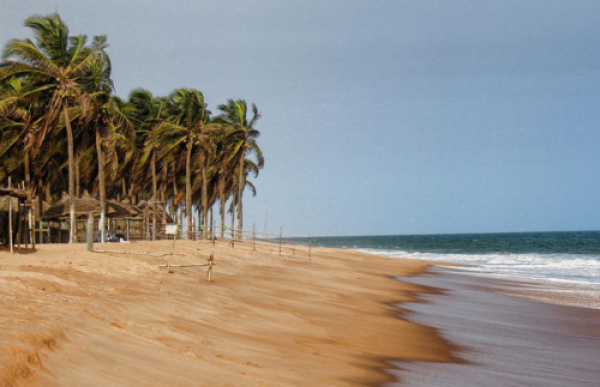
[115,226,125,241]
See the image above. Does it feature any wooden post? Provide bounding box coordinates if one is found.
[17,199,22,252]
[29,199,35,249]
[8,177,13,253]
[171,231,176,256]
[207,252,215,282]
[308,236,312,258]
[252,223,256,252]
[86,212,94,252]
[279,227,282,256]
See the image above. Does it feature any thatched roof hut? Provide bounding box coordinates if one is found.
[43,191,114,219]
[119,198,143,217]
[107,199,139,219]
[137,199,173,223]
[0,187,27,202]
[0,186,29,251]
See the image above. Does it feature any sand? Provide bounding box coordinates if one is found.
[0,240,456,386]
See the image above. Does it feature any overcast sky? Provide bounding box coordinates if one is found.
[3,0,600,236]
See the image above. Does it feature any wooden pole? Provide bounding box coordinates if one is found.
[279,227,282,256]
[86,212,94,252]
[8,177,13,253]
[17,199,22,252]
[207,253,214,282]
[29,199,35,249]
[253,223,256,252]
[308,235,312,258]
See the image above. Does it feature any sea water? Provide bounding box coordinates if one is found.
[311,231,600,291]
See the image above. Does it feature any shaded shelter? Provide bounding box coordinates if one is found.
[137,199,173,239]
[0,186,29,252]
[106,199,144,241]
[43,191,115,242]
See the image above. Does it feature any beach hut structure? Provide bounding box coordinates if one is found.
[43,191,114,242]
[0,186,30,252]
[106,199,145,241]
[137,199,173,240]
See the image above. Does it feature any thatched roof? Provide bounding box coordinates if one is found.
[43,191,114,219]
[137,199,173,223]
[119,198,143,217]
[107,199,138,218]
[0,187,28,200]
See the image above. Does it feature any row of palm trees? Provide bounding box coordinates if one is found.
[0,13,264,242]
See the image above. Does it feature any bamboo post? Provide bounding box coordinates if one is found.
[279,227,282,256]
[8,177,13,253]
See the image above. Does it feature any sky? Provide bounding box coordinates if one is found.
[2,0,600,236]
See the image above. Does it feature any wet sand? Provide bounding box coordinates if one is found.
[387,266,600,386]
[0,240,456,386]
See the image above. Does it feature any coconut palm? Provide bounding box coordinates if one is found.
[134,89,167,240]
[1,13,110,242]
[217,99,264,238]
[152,88,212,239]
[78,36,113,242]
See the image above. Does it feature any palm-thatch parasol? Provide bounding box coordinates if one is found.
[43,191,115,219]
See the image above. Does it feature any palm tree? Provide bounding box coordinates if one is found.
[78,37,113,242]
[0,77,45,192]
[154,88,212,240]
[217,99,264,238]
[134,89,167,240]
[1,13,109,242]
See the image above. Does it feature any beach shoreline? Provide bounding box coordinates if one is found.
[2,241,598,386]
[1,240,457,386]
[389,266,600,386]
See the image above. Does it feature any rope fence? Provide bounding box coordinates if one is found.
[202,225,313,260]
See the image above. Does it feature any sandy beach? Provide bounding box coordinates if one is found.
[0,240,457,386]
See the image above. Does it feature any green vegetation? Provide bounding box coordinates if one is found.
[0,13,264,242]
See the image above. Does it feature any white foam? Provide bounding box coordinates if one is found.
[356,249,600,289]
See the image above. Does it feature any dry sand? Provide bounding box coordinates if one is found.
[0,240,456,386]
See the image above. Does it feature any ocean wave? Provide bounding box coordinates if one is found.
[355,248,600,288]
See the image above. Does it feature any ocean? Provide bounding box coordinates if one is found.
[311,231,600,292]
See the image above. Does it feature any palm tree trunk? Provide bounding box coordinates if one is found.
[37,178,43,243]
[45,180,51,203]
[237,155,244,239]
[201,166,208,239]
[186,140,193,240]
[121,178,126,199]
[151,149,157,241]
[171,161,178,220]
[231,195,235,238]
[63,103,76,243]
[24,151,31,195]
[219,179,225,238]
[96,126,106,243]
[75,155,80,198]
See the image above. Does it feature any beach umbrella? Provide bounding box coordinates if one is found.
[43,191,115,219]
